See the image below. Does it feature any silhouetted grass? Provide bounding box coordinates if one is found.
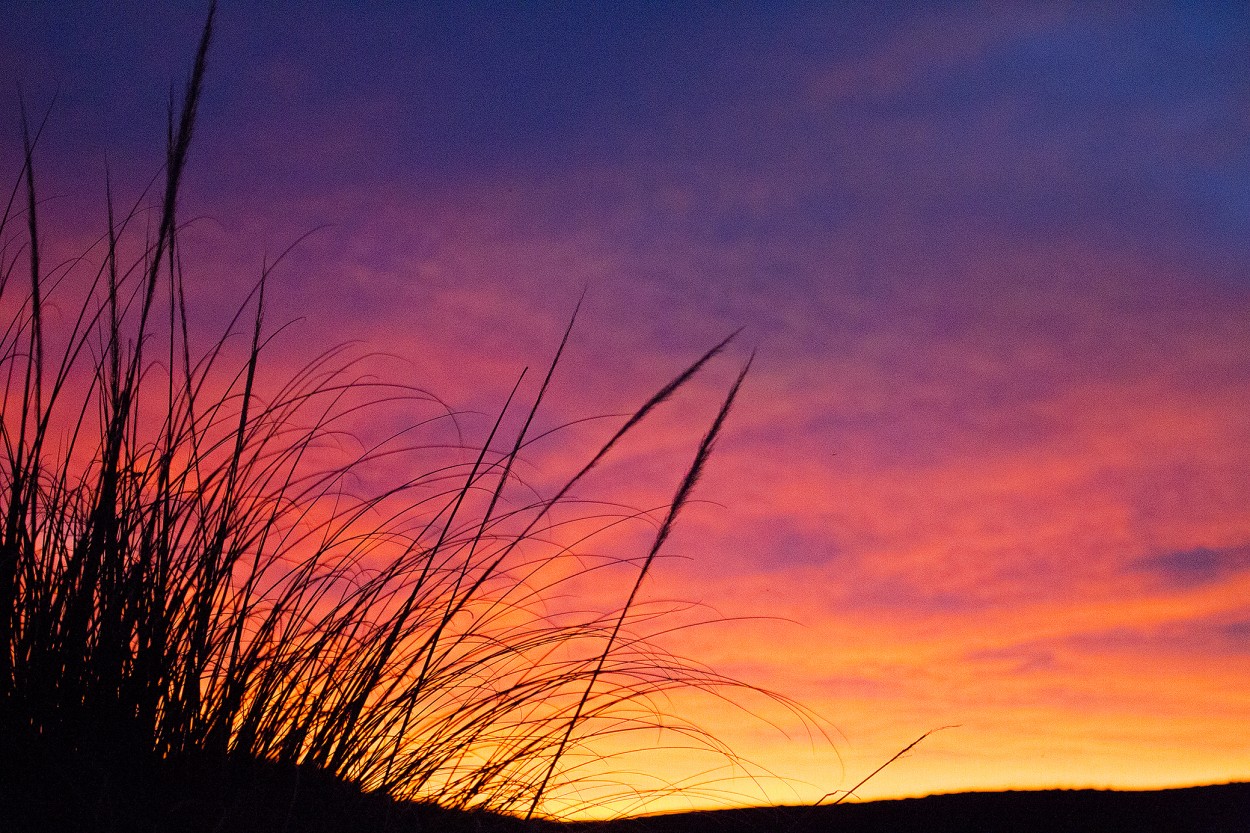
[0,5,818,830]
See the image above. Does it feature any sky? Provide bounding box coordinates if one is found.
[3,0,1249,816]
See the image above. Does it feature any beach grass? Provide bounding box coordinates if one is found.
[0,4,819,829]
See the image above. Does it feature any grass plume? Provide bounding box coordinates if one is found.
[0,6,823,829]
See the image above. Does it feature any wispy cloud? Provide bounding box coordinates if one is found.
[1133,545,1250,589]
[6,0,1249,805]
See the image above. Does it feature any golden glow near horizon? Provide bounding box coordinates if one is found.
[3,2,1248,820]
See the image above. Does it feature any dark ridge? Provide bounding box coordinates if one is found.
[574,783,1250,833]
[0,749,550,833]
[4,755,1246,833]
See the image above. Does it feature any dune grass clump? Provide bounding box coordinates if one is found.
[0,7,804,830]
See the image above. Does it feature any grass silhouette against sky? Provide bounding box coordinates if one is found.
[1,0,1248,818]
[1,5,845,825]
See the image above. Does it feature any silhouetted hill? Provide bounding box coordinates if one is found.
[576,783,1250,833]
[3,751,1246,833]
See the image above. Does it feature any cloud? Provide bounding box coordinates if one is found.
[1132,545,1250,589]
[1063,611,1250,659]
[9,0,1250,804]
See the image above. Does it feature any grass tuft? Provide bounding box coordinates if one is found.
[0,6,824,830]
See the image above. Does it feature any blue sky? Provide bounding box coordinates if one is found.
[4,0,1249,812]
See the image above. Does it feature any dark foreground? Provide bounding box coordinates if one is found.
[579,783,1250,833]
[2,754,1246,833]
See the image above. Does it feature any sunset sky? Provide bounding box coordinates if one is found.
[2,1,1248,814]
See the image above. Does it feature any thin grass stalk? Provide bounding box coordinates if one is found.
[0,6,833,822]
[526,355,754,818]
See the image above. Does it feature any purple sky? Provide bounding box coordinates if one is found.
[4,1,1249,814]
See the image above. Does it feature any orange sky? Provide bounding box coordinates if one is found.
[3,1,1248,818]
